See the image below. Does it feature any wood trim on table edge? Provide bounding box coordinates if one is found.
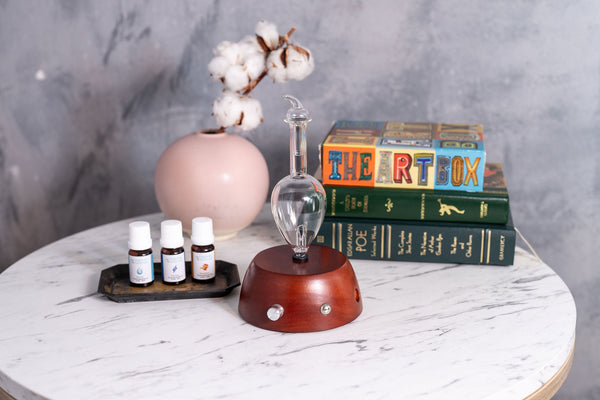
[0,341,576,400]
[0,385,14,400]
[524,339,575,400]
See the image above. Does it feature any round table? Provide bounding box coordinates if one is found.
[0,207,576,400]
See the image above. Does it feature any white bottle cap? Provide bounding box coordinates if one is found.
[191,217,214,245]
[160,220,184,248]
[128,221,152,251]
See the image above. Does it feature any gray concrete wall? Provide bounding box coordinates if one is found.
[0,1,597,398]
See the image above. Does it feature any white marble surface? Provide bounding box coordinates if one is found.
[0,206,576,400]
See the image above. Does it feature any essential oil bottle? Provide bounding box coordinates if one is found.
[128,221,154,287]
[191,217,216,282]
[160,220,186,285]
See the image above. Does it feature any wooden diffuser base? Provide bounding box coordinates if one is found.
[238,245,363,333]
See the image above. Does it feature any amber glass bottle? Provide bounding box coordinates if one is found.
[160,220,186,285]
[191,217,215,282]
[128,221,154,287]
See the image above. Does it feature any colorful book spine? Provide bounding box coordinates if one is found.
[316,216,515,266]
[321,121,486,192]
[325,163,509,224]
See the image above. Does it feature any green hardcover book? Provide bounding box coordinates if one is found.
[325,163,509,224]
[316,214,516,266]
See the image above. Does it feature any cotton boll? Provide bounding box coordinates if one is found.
[239,35,263,57]
[238,42,258,62]
[208,56,231,80]
[266,49,288,83]
[213,91,244,128]
[214,40,232,55]
[237,96,263,131]
[285,45,314,81]
[255,20,279,50]
[244,53,266,81]
[215,41,243,65]
[224,64,250,91]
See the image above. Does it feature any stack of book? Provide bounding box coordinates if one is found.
[315,121,516,266]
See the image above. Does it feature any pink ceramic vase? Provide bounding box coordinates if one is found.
[154,130,269,239]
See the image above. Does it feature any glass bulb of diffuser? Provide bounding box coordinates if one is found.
[271,95,326,262]
[271,175,325,261]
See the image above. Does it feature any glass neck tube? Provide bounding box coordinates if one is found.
[283,94,311,178]
[290,121,307,177]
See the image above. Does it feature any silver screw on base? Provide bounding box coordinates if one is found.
[267,304,284,321]
[320,303,332,315]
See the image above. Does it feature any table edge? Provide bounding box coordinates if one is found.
[523,338,575,400]
[0,385,15,400]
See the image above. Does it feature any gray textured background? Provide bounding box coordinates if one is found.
[0,1,598,398]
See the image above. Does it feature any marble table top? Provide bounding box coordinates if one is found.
[0,206,576,400]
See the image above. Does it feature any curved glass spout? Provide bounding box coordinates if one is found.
[271,95,325,262]
[283,95,311,177]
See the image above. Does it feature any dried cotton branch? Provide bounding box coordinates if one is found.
[209,20,314,131]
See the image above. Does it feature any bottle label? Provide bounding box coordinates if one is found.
[161,252,186,282]
[129,253,154,284]
[192,250,215,280]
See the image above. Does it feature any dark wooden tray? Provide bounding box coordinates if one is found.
[98,260,240,303]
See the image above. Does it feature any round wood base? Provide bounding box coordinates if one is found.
[238,245,363,332]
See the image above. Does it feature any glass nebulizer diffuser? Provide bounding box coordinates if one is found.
[238,95,363,333]
[271,95,325,262]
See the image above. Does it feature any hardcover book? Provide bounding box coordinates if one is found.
[316,214,515,266]
[321,121,486,192]
[325,163,509,224]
